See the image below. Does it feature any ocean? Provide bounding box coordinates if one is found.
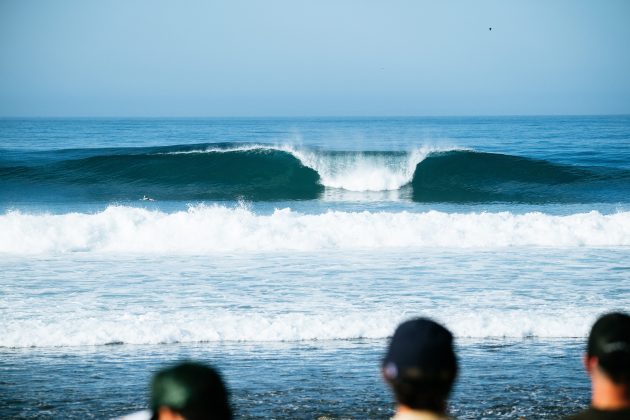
[1,116,629,419]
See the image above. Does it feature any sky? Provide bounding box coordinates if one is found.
[1,0,629,117]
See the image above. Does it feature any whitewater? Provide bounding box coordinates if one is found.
[2,205,630,254]
[0,302,608,348]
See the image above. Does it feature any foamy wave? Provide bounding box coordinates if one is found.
[164,144,455,191]
[290,147,441,191]
[1,206,629,254]
[0,309,603,348]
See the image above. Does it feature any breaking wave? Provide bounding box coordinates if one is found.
[1,205,629,254]
[2,143,629,203]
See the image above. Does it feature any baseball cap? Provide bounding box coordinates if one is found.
[587,312,630,382]
[382,318,457,381]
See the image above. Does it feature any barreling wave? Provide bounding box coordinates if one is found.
[0,144,322,201]
[0,307,605,348]
[1,205,629,254]
[1,143,629,203]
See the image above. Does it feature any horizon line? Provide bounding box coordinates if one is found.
[1,113,629,119]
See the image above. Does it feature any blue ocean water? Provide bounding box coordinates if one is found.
[1,116,629,418]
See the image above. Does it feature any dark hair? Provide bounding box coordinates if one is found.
[587,312,630,385]
[150,361,232,420]
[387,371,457,412]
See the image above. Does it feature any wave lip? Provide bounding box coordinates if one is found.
[1,205,629,254]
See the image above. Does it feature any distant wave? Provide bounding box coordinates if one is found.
[1,143,629,203]
[1,205,629,254]
[0,307,605,348]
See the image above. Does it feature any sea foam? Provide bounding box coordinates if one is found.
[1,205,629,254]
[290,147,438,191]
[0,308,603,348]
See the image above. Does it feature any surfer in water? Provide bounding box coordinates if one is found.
[141,195,155,201]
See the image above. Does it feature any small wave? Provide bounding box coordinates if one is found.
[0,308,603,348]
[1,205,629,254]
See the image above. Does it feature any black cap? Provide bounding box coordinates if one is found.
[588,312,630,358]
[383,318,456,381]
[587,312,630,384]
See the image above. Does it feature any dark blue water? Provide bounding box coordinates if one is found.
[2,117,630,209]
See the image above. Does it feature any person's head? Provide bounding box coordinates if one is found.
[585,312,630,387]
[150,362,232,420]
[382,318,457,413]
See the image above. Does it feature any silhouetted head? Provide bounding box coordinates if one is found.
[382,318,457,413]
[587,312,630,385]
[151,362,232,420]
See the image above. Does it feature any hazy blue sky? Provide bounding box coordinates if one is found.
[1,0,629,116]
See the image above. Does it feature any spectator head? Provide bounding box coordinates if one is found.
[382,318,457,413]
[586,312,630,385]
[151,362,232,420]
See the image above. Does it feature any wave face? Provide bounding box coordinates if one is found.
[1,205,629,254]
[0,144,322,201]
[412,150,630,203]
[1,143,629,203]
